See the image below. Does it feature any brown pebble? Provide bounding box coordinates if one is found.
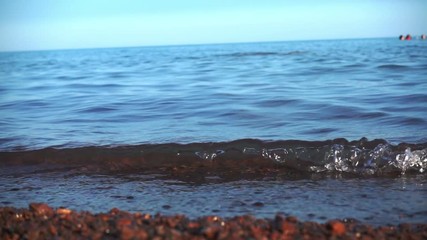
[170,229,182,239]
[56,208,72,215]
[134,229,148,240]
[205,216,220,222]
[29,203,53,216]
[116,218,132,228]
[49,224,57,235]
[282,221,297,235]
[155,225,166,235]
[188,221,200,229]
[109,208,120,215]
[286,216,298,223]
[203,226,219,239]
[120,226,135,240]
[165,217,180,228]
[328,220,346,235]
[100,214,110,221]
[1,204,427,240]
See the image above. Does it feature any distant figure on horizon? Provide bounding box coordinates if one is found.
[399,35,405,40]
[421,34,426,40]
[405,34,412,40]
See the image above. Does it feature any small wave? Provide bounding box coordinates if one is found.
[343,63,367,68]
[64,83,124,89]
[254,99,300,108]
[301,128,337,134]
[56,75,89,81]
[107,71,131,79]
[77,106,118,114]
[221,51,305,58]
[0,137,15,145]
[228,52,277,57]
[398,117,426,125]
[379,116,427,126]
[357,112,388,119]
[376,64,410,70]
[1,138,426,176]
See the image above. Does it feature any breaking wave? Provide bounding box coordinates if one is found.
[1,138,426,176]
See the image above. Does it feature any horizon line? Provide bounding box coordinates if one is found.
[0,36,399,53]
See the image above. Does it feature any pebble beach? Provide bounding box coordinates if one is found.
[1,203,426,240]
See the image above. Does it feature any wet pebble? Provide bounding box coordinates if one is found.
[1,203,426,240]
[328,220,346,235]
[56,208,72,215]
[29,203,54,216]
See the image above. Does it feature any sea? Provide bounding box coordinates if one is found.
[0,38,426,225]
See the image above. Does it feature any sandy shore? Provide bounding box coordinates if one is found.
[1,203,426,239]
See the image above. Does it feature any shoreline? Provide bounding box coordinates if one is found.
[1,138,426,177]
[1,203,426,239]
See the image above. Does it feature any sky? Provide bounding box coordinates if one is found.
[0,0,426,51]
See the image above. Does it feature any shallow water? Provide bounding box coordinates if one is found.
[0,139,426,225]
[1,170,426,225]
[1,38,427,224]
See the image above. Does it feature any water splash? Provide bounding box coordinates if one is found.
[393,148,427,174]
[195,150,225,160]
[318,143,427,174]
[262,148,289,163]
[241,141,426,174]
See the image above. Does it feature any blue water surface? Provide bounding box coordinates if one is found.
[1,38,426,150]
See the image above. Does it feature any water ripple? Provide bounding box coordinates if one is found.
[1,38,426,150]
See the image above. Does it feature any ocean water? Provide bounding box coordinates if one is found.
[1,38,427,224]
[1,38,427,149]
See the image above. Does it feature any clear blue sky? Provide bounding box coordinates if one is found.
[1,0,426,51]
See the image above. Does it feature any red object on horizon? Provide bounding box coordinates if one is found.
[405,34,412,40]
